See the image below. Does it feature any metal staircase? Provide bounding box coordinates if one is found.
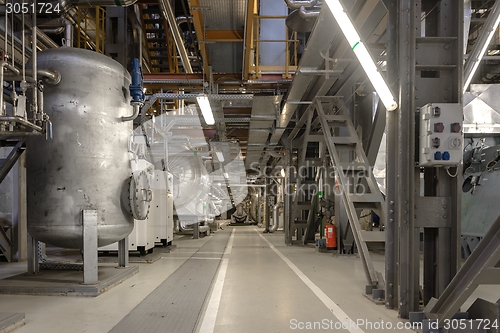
[290,109,324,244]
[313,96,385,287]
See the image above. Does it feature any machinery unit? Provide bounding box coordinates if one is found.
[419,103,464,167]
[151,170,174,246]
[26,48,137,249]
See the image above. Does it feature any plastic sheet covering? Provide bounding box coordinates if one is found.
[373,133,386,195]
[134,104,247,229]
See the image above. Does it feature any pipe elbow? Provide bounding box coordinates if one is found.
[298,5,321,18]
[122,103,141,122]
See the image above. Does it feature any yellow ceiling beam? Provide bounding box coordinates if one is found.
[205,30,244,42]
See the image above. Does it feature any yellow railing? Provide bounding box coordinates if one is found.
[249,15,299,79]
[77,6,105,54]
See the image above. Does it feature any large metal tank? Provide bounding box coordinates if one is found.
[27,48,134,249]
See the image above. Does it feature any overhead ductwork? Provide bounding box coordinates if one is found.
[284,0,319,9]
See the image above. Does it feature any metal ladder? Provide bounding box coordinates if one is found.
[313,96,386,287]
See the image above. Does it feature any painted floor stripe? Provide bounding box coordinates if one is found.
[198,228,235,333]
[254,228,366,333]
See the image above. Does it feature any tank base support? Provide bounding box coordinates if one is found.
[82,210,98,285]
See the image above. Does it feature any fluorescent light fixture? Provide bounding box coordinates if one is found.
[216,151,225,162]
[196,94,215,125]
[223,172,229,179]
[325,0,398,111]
[280,168,286,177]
[463,2,500,93]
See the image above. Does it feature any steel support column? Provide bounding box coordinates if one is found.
[385,0,399,310]
[284,138,292,245]
[397,0,419,318]
[391,0,463,318]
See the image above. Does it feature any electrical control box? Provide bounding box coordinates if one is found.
[419,103,463,167]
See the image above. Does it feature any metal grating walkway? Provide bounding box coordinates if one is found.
[108,231,231,333]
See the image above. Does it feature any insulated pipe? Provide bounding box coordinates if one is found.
[284,0,318,9]
[299,6,321,18]
[158,0,193,73]
[269,201,282,232]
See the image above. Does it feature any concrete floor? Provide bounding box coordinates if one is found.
[0,226,499,333]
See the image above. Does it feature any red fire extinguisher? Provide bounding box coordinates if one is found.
[325,222,337,249]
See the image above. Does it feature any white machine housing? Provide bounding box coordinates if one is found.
[150,170,174,246]
[419,103,463,167]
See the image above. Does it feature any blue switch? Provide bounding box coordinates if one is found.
[434,151,442,160]
[443,151,450,160]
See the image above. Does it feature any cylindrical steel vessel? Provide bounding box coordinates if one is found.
[27,48,134,249]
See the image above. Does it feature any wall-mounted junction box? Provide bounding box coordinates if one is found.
[419,103,463,167]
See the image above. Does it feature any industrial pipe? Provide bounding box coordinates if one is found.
[37,17,74,47]
[270,201,283,232]
[299,6,321,18]
[158,0,193,73]
[41,27,64,34]
[122,102,141,122]
[62,18,73,47]
[284,0,318,9]
[0,62,20,115]
[25,68,61,85]
[59,0,138,12]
